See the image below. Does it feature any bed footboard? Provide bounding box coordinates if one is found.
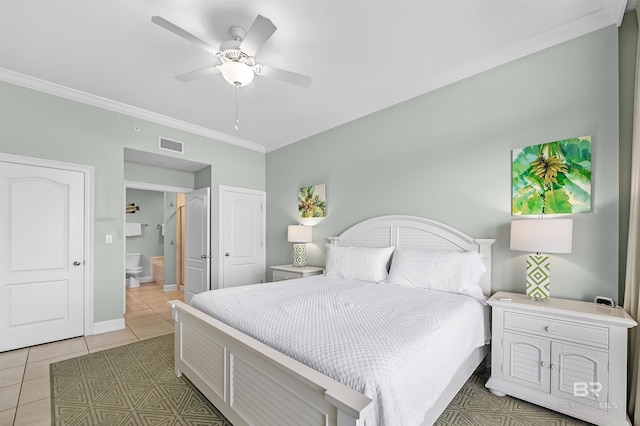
[169,300,373,426]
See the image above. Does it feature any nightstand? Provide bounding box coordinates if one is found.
[270,264,324,282]
[486,291,636,426]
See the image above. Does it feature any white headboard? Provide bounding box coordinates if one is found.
[328,215,495,297]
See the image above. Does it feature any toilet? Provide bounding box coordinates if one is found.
[125,253,143,288]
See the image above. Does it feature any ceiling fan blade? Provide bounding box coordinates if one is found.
[258,65,312,88]
[175,66,221,82]
[151,16,217,54]
[239,15,277,57]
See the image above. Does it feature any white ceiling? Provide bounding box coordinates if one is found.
[0,1,633,153]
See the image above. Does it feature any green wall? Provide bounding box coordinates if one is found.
[266,25,622,303]
[0,83,265,323]
[124,162,196,189]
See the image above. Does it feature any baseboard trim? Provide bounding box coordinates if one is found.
[139,276,152,283]
[91,318,125,335]
[163,283,178,291]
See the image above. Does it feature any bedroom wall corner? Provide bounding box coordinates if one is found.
[265,25,621,303]
[618,9,639,303]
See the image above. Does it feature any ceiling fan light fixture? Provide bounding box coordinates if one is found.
[220,61,254,86]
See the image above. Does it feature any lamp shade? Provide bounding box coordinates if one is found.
[510,218,573,254]
[287,225,312,243]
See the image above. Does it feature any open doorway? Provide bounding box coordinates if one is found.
[124,188,185,291]
[124,188,184,330]
[123,182,193,327]
[122,148,210,337]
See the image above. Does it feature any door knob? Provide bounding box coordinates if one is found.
[201,255,207,258]
[73,261,82,266]
[225,253,230,257]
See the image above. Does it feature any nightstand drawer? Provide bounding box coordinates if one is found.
[504,311,608,348]
[273,270,302,281]
[271,265,324,282]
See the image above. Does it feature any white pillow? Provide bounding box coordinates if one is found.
[325,245,395,283]
[387,249,487,298]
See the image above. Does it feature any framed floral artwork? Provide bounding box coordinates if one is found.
[512,135,591,215]
[299,184,326,218]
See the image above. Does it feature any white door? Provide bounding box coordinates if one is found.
[503,332,551,392]
[220,186,265,288]
[184,187,210,304]
[550,342,608,405]
[0,162,85,351]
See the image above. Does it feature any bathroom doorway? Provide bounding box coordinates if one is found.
[123,182,192,316]
[124,188,185,287]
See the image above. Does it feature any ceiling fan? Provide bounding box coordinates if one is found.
[152,14,311,129]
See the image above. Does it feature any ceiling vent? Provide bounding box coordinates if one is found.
[158,137,184,154]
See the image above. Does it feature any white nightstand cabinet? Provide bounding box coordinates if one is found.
[486,292,637,426]
[270,264,324,282]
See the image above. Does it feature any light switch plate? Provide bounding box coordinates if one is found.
[106,234,112,244]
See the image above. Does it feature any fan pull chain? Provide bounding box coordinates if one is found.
[235,83,240,131]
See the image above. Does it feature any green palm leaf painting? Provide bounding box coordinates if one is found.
[512,136,591,215]
[299,184,326,218]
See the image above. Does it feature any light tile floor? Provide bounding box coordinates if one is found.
[0,281,182,426]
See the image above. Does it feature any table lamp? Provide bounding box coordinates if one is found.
[288,225,312,267]
[510,218,573,300]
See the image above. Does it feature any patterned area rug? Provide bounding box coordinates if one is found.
[50,334,231,425]
[435,373,590,426]
[51,334,590,425]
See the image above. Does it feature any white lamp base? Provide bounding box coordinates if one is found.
[526,254,550,299]
[292,243,307,267]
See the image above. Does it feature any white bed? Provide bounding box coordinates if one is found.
[168,215,495,426]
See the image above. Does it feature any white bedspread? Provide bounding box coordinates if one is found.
[190,275,489,426]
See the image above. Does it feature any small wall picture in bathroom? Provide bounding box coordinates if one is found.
[512,135,591,215]
[299,184,326,218]
[126,202,140,213]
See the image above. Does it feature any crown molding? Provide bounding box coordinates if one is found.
[266,3,624,152]
[0,68,265,153]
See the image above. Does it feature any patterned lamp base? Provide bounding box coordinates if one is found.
[526,254,550,299]
[292,243,307,267]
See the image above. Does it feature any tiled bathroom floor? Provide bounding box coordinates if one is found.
[0,281,183,426]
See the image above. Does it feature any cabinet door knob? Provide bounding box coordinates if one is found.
[545,326,554,332]
[541,361,550,368]
[551,363,559,370]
